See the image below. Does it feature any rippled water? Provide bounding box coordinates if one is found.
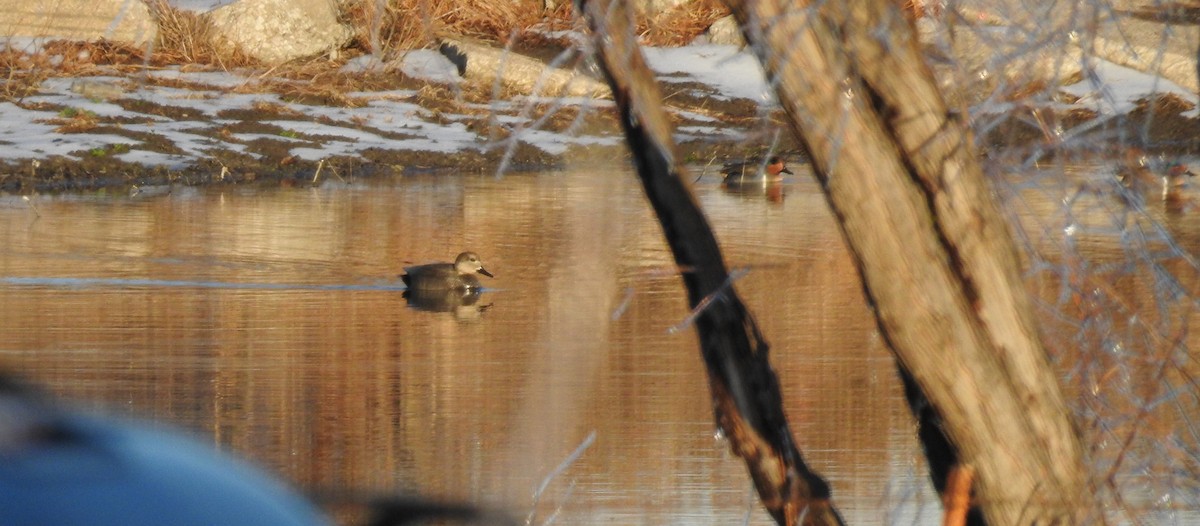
[9,162,1193,523]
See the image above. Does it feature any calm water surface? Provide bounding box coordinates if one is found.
[6,163,1191,523]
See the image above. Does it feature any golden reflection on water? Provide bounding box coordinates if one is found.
[0,168,937,523]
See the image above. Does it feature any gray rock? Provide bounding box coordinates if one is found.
[205,0,352,64]
[702,15,744,47]
[71,79,128,100]
[0,0,157,46]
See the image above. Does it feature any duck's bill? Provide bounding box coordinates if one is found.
[478,268,495,278]
[781,168,794,175]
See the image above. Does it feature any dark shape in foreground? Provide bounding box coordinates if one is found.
[0,376,325,526]
[401,252,494,291]
[0,375,511,525]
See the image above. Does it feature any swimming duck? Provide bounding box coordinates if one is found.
[1115,155,1195,202]
[1161,162,1195,202]
[401,252,493,291]
[721,156,793,186]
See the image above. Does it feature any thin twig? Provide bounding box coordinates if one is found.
[667,267,750,334]
[312,158,325,183]
[611,287,636,321]
[21,195,40,217]
[526,431,596,526]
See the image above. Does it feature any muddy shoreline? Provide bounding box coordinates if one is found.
[2,79,1199,194]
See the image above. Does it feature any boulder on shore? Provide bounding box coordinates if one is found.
[205,0,353,64]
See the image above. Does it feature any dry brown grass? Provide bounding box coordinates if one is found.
[0,48,52,101]
[341,0,562,55]
[341,0,427,55]
[146,0,256,68]
[44,40,144,69]
[638,0,729,46]
[1,0,729,107]
[344,0,735,54]
[0,39,146,102]
[999,78,1050,102]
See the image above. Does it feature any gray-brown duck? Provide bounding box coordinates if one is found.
[401,252,494,291]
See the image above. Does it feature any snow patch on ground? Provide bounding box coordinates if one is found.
[0,43,1189,169]
[643,45,772,102]
[0,102,132,158]
[145,68,258,90]
[168,0,238,12]
[1063,59,1199,116]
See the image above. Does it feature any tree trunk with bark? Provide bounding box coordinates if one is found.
[719,0,1095,523]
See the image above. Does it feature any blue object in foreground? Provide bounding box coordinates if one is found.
[0,399,327,526]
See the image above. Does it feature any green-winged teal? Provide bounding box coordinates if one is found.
[1161,162,1195,202]
[402,252,494,291]
[722,156,793,186]
[1116,154,1195,202]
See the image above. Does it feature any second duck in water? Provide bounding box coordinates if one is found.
[1116,159,1195,202]
[402,252,494,291]
[722,156,794,186]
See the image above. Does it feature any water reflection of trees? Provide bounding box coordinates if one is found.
[580,0,1200,523]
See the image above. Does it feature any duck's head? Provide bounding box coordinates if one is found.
[454,252,494,278]
[1166,162,1195,180]
[766,156,793,177]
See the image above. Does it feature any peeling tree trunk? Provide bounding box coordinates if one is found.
[720,0,1095,523]
[577,0,844,524]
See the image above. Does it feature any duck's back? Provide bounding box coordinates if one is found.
[402,263,480,290]
[721,161,757,177]
[722,166,769,186]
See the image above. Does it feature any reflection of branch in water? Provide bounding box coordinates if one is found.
[668,267,750,334]
[22,195,40,217]
[314,488,519,526]
[535,480,577,526]
[526,431,596,526]
[610,287,636,321]
[694,152,720,183]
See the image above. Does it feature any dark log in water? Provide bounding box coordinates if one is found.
[576,0,844,524]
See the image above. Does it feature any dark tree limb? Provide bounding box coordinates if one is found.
[575,0,843,524]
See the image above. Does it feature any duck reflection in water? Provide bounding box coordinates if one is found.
[721,180,786,203]
[401,252,494,317]
[403,287,493,318]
